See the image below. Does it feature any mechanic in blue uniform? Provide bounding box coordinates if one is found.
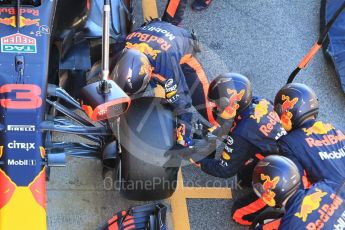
[252,155,345,230]
[274,83,345,190]
[189,73,287,226]
[111,19,217,147]
[162,0,213,26]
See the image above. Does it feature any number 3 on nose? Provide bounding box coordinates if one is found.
[0,84,42,109]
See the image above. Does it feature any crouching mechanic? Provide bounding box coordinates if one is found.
[189,73,287,226]
[111,19,217,147]
[274,83,345,190]
[252,155,345,230]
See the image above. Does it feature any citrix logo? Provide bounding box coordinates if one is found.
[7,141,35,151]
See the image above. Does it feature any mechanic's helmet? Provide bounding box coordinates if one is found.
[112,49,152,95]
[274,83,319,131]
[208,73,252,120]
[252,155,301,208]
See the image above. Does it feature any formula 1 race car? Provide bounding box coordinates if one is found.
[0,1,192,229]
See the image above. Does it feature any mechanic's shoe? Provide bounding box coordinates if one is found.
[192,0,212,11]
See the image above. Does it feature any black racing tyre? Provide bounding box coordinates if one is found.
[119,97,180,201]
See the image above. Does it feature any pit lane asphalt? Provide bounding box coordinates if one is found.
[47,1,345,229]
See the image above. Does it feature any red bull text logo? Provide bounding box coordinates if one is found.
[0,16,39,28]
[304,193,343,230]
[259,111,281,137]
[0,8,39,16]
[261,174,279,207]
[281,95,298,131]
[305,130,345,148]
[127,32,172,51]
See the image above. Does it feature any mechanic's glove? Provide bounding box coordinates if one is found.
[207,125,224,138]
[176,123,194,147]
[193,119,221,140]
[164,143,194,159]
[189,158,201,168]
[187,138,217,168]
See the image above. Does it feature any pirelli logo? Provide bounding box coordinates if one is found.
[7,125,35,132]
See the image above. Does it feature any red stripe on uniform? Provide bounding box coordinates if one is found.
[255,153,265,160]
[232,198,266,226]
[302,170,312,189]
[263,218,281,230]
[166,0,181,17]
[180,55,218,126]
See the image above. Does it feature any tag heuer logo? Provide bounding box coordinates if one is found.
[1,33,37,53]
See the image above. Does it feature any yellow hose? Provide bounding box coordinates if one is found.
[142,0,158,21]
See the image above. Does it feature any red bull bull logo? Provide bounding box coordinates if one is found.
[28,168,47,210]
[221,89,245,119]
[303,121,334,136]
[294,188,327,222]
[309,193,343,230]
[20,16,40,27]
[139,56,151,76]
[0,16,15,27]
[0,168,47,229]
[126,32,172,51]
[261,174,279,207]
[0,16,39,28]
[0,169,16,210]
[280,95,299,131]
[126,42,161,60]
[250,99,270,123]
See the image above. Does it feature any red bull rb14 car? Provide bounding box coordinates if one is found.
[0,0,184,229]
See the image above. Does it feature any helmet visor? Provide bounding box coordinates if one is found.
[210,97,238,120]
[253,182,265,199]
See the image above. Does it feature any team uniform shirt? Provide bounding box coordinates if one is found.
[125,20,202,139]
[126,20,194,108]
[279,180,345,230]
[278,120,345,188]
[199,97,287,178]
